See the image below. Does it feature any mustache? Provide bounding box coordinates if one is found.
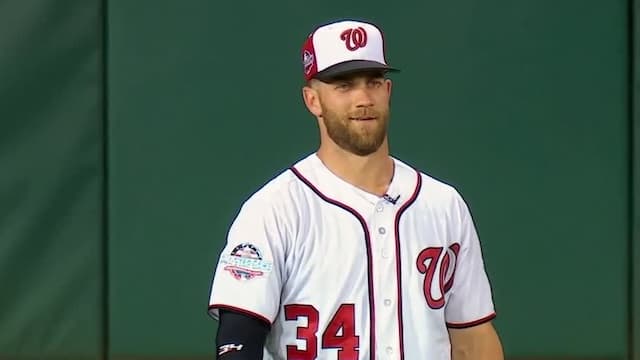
[348,108,382,119]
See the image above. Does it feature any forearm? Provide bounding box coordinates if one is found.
[449,323,504,360]
[216,309,269,359]
[451,339,504,360]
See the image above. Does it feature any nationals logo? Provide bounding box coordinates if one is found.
[340,27,368,51]
[416,243,461,309]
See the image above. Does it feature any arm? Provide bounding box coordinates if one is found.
[449,321,504,360]
[207,195,288,357]
[215,309,270,359]
[444,190,503,359]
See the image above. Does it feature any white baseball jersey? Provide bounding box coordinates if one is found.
[208,153,496,360]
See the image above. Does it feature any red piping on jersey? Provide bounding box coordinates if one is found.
[393,171,422,360]
[446,312,497,329]
[290,166,376,360]
[208,304,272,327]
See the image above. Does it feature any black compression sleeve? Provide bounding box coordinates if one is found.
[215,309,270,359]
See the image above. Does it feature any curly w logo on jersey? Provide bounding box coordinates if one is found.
[221,243,273,280]
[417,243,461,309]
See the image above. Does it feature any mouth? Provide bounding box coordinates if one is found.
[349,116,377,121]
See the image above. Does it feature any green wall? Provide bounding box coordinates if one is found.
[108,0,629,358]
[633,0,640,358]
[0,0,105,359]
[0,0,633,359]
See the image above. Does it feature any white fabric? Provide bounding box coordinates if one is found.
[208,153,496,360]
[312,20,387,72]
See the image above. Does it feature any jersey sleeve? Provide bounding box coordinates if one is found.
[444,192,497,328]
[208,196,287,325]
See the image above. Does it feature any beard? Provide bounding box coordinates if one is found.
[320,104,389,156]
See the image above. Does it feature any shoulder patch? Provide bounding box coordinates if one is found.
[221,243,273,280]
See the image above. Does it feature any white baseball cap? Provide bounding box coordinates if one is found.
[301,19,399,81]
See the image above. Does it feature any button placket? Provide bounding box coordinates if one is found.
[378,224,391,259]
[371,200,400,360]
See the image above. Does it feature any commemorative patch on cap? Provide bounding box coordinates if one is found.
[303,50,315,75]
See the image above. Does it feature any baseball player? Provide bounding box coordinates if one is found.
[207,19,504,360]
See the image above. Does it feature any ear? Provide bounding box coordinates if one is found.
[385,78,393,97]
[302,85,323,118]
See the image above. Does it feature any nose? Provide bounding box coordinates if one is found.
[353,87,374,108]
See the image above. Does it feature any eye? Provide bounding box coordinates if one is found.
[368,79,383,87]
[335,82,351,90]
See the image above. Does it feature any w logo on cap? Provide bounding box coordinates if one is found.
[340,27,368,51]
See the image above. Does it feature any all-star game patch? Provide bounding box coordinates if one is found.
[221,243,273,280]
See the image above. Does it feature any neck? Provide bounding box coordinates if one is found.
[316,140,394,197]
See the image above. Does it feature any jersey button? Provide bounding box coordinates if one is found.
[378,227,386,235]
[384,299,392,306]
[376,205,384,212]
[386,346,393,354]
[381,249,390,258]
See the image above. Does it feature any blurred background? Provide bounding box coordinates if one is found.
[0,0,636,359]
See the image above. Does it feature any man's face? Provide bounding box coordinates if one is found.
[312,71,392,156]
